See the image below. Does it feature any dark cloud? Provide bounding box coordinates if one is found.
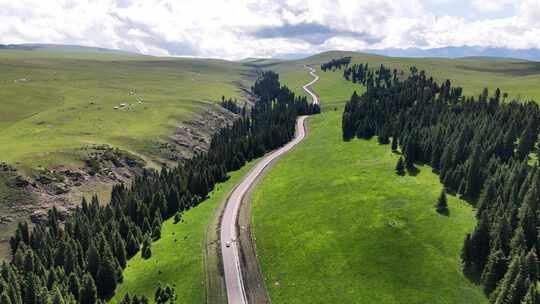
[250,22,381,45]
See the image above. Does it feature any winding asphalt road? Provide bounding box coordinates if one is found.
[220,65,319,304]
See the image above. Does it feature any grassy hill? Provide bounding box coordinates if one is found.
[0,49,254,259]
[0,50,251,172]
[245,53,537,303]
[267,50,540,104]
[252,104,487,303]
[110,160,258,303]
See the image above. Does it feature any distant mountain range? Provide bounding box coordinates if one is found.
[363,46,540,61]
[2,43,540,62]
[0,43,137,55]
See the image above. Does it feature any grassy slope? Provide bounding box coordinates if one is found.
[270,51,540,103]
[111,160,257,303]
[248,53,522,303]
[251,103,486,303]
[0,50,251,174]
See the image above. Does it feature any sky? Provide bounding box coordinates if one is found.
[1,0,539,59]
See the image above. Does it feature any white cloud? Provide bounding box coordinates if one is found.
[471,0,517,13]
[0,0,538,59]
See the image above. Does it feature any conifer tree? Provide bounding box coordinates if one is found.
[154,285,176,304]
[68,273,80,301]
[516,121,537,160]
[470,213,491,272]
[86,244,100,280]
[0,292,12,304]
[436,190,449,215]
[525,249,538,282]
[462,234,474,275]
[120,294,131,304]
[141,236,152,260]
[80,274,97,304]
[481,250,507,295]
[51,287,64,304]
[96,256,117,298]
[126,232,139,258]
[23,274,37,304]
[521,283,537,304]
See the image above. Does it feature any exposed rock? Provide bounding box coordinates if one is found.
[9,175,29,188]
[51,183,69,195]
[0,215,15,224]
[2,98,249,238]
[30,210,47,224]
[0,162,17,172]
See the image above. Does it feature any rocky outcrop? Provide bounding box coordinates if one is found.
[1,103,241,228]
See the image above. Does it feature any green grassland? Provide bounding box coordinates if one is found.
[111,160,257,303]
[251,101,487,303]
[268,51,540,104]
[0,50,252,174]
[247,52,532,303]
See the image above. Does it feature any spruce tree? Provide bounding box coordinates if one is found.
[516,121,537,160]
[521,283,537,304]
[51,287,64,304]
[391,136,398,152]
[462,234,474,275]
[154,284,176,304]
[80,274,97,304]
[68,273,80,301]
[1,292,12,304]
[436,190,449,215]
[141,236,152,260]
[481,250,507,295]
[525,249,538,282]
[23,274,37,304]
[470,213,491,272]
[96,256,117,298]
[86,244,100,279]
[126,231,139,258]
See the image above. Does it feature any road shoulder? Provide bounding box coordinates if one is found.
[237,118,309,304]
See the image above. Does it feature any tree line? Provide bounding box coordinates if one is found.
[320,56,351,71]
[1,70,319,304]
[337,61,539,303]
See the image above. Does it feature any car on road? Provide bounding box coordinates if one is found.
[225,241,231,248]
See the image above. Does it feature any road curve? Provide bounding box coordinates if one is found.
[220,66,319,304]
[303,65,320,105]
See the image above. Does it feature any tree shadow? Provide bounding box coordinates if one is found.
[463,265,483,285]
[406,165,420,176]
[436,209,449,216]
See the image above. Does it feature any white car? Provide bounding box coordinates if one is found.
[225,241,231,248]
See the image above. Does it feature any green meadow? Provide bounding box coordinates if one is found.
[247,52,540,303]
[3,48,540,303]
[251,102,487,303]
[111,160,257,303]
[0,50,252,174]
[273,51,540,104]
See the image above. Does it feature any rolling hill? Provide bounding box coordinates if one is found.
[2,46,539,303]
[364,46,540,62]
[248,51,540,303]
[0,47,255,259]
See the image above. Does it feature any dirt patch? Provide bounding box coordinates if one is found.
[155,105,238,165]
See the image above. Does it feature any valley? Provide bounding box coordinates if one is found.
[1,47,539,304]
